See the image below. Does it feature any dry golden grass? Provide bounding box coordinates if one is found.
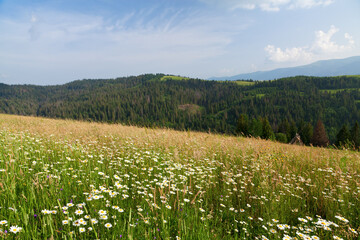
[1,113,359,239]
[1,113,359,169]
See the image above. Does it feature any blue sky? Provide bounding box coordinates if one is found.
[0,0,359,85]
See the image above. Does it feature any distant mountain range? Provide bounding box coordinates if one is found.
[210,56,360,81]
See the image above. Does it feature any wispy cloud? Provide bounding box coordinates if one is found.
[199,0,334,11]
[265,25,355,62]
[0,5,248,83]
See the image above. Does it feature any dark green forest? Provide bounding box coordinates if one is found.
[0,74,359,146]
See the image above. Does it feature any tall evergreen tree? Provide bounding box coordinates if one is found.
[335,124,351,147]
[278,119,290,135]
[311,120,329,147]
[289,120,298,141]
[249,118,263,138]
[237,114,249,136]
[262,117,274,140]
[299,122,313,145]
[351,121,360,150]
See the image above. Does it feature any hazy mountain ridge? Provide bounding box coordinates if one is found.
[210,56,360,81]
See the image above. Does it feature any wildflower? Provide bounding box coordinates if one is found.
[73,220,81,226]
[105,223,112,229]
[349,227,358,234]
[298,217,308,223]
[62,220,69,225]
[41,209,50,214]
[119,208,124,213]
[100,215,108,220]
[277,224,286,230]
[270,228,277,233]
[0,220,7,225]
[75,209,84,215]
[166,205,171,210]
[335,215,349,224]
[9,226,22,234]
[91,218,98,224]
[79,227,85,233]
[98,210,107,215]
[78,218,87,225]
[333,236,343,240]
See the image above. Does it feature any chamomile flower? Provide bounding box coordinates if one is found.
[75,209,84,215]
[62,220,69,225]
[98,210,107,215]
[91,218,98,224]
[104,223,112,229]
[9,226,22,234]
[0,220,7,225]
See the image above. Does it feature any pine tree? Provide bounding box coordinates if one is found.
[351,121,360,150]
[311,120,329,147]
[249,117,263,138]
[262,117,274,140]
[237,114,249,136]
[335,124,351,147]
[299,122,313,145]
[289,120,298,141]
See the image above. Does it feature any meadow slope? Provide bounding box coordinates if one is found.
[0,114,359,239]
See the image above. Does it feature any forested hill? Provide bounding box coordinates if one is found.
[0,74,359,142]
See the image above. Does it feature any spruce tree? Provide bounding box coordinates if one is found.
[351,121,360,150]
[249,118,263,138]
[262,117,274,140]
[299,122,313,145]
[335,124,351,147]
[237,114,249,136]
[289,120,298,140]
[311,120,329,147]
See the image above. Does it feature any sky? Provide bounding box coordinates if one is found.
[0,0,359,85]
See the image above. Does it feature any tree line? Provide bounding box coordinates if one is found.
[0,74,359,146]
[236,113,360,150]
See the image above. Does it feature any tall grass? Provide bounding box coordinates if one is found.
[0,114,359,239]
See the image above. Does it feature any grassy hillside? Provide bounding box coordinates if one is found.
[0,114,359,239]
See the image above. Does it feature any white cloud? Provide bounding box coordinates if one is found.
[265,45,312,62]
[199,0,333,11]
[288,0,334,9]
[266,25,355,63]
[312,25,354,53]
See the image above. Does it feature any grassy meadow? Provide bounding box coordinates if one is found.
[0,114,359,239]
